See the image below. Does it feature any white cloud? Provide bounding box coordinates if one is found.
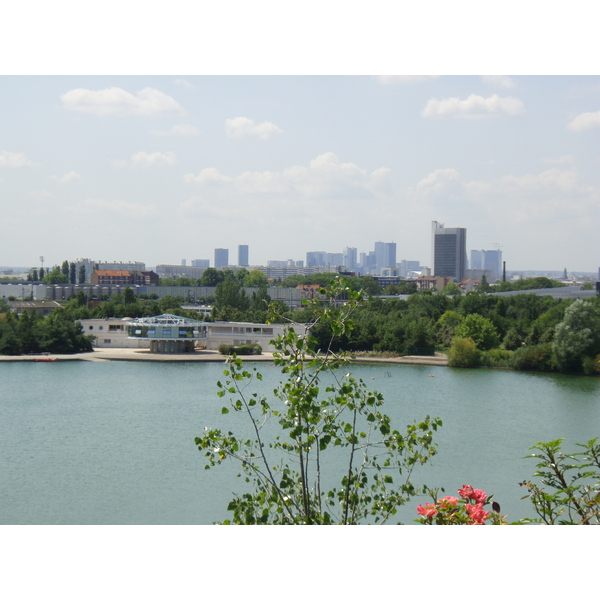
[225,117,283,140]
[0,150,36,168]
[183,152,392,208]
[61,87,185,117]
[375,76,439,84]
[82,198,158,218]
[114,151,176,169]
[184,167,233,185]
[174,78,195,89]
[543,155,575,165]
[568,110,600,131]
[416,168,460,193]
[51,170,81,183]
[149,123,201,137]
[422,94,524,119]
[481,75,515,89]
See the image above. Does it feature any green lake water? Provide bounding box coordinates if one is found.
[1,360,599,524]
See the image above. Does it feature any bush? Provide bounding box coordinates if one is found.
[218,344,262,356]
[582,355,600,376]
[510,343,556,372]
[479,348,512,368]
[448,337,480,368]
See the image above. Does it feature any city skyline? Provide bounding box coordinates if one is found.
[2,76,600,272]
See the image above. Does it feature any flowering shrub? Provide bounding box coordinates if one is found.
[416,485,507,525]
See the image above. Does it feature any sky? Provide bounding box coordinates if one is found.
[2,6,599,274]
[2,75,600,273]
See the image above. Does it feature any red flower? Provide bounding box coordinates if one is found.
[417,503,438,518]
[458,485,487,504]
[439,496,459,507]
[466,503,490,524]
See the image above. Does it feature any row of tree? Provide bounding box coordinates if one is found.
[26,261,87,284]
[0,303,94,355]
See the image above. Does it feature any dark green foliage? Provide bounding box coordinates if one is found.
[493,277,566,292]
[510,343,556,372]
[479,348,512,368]
[218,344,262,355]
[0,308,94,355]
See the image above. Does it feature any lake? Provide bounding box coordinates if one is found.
[1,359,599,524]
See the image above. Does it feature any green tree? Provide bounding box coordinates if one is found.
[200,268,225,287]
[454,313,500,351]
[213,279,250,320]
[195,279,442,524]
[442,282,462,296]
[479,273,490,292]
[123,287,136,305]
[553,299,600,373]
[43,267,69,284]
[69,262,77,284]
[78,265,86,284]
[448,336,480,368]
[61,260,70,279]
[244,269,269,287]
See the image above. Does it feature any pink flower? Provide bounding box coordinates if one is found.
[458,485,487,504]
[466,503,490,524]
[417,503,438,518]
[439,496,459,507]
[459,485,474,499]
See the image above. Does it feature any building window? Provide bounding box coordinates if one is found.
[104,339,111,344]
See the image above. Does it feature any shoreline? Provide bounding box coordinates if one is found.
[0,348,449,367]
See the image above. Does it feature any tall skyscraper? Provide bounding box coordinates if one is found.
[374,242,396,275]
[469,249,502,281]
[343,247,357,271]
[432,221,467,281]
[238,245,249,266]
[470,250,484,270]
[214,248,229,269]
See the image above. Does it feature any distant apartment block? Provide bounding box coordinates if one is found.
[90,270,159,286]
[73,259,146,283]
[214,248,229,269]
[156,264,208,279]
[191,259,210,268]
[343,247,357,271]
[374,242,396,275]
[238,245,249,266]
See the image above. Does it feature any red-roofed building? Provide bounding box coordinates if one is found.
[90,270,159,286]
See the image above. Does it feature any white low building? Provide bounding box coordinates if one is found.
[79,318,149,348]
[79,316,308,353]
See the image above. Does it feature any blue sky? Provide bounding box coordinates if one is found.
[2,8,599,273]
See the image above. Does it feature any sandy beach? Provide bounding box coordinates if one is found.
[0,348,448,366]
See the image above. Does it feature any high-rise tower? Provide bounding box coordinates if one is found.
[214,248,229,269]
[432,221,467,282]
[374,242,396,275]
[238,245,249,266]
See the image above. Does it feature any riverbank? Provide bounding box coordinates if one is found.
[0,348,449,366]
